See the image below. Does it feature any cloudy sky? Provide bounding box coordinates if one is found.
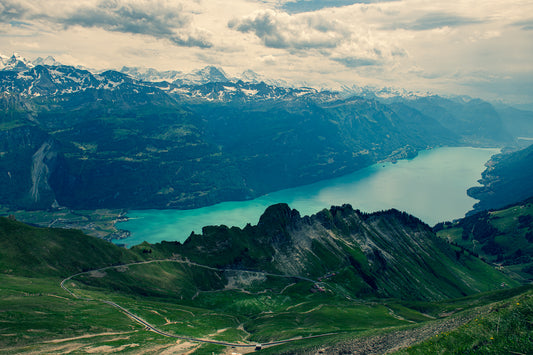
[1,0,532,103]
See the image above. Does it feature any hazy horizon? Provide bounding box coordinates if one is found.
[1,0,532,104]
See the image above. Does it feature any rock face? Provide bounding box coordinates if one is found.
[29,140,58,207]
[177,204,508,301]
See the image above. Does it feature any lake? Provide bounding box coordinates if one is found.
[116,147,499,246]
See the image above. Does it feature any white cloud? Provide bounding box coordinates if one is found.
[0,0,213,47]
[228,10,347,50]
[259,54,277,65]
[0,0,532,103]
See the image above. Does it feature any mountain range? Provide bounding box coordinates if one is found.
[0,53,521,211]
[0,53,289,88]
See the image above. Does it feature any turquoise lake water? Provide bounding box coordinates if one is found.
[116,147,499,246]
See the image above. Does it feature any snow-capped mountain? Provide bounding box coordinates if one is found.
[0,52,443,104]
[240,69,262,83]
[182,66,230,85]
[169,81,337,102]
[119,65,230,86]
[120,65,293,88]
[120,66,184,83]
[238,69,292,88]
[0,53,34,72]
[33,56,61,66]
[341,84,432,101]
[0,54,9,69]
[0,57,338,103]
[0,63,163,98]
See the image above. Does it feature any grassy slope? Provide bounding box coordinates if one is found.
[436,198,533,281]
[0,217,141,277]
[395,287,533,355]
[257,286,533,355]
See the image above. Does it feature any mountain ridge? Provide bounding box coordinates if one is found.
[157,203,514,301]
[0,202,516,301]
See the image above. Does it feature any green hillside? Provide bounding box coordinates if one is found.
[436,197,533,281]
[0,216,140,277]
[468,144,533,213]
[0,206,528,354]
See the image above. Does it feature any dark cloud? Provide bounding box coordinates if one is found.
[228,10,343,49]
[511,19,533,31]
[281,0,399,14]
[228,11,285,48]
[0,0,29,21]
[331,56,379,67]
[384,13,484,31]
[61,0,212,48]
[0,0,212,48]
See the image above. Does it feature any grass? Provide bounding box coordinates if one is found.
[245,302,408,343]
[395,289,533,354]
[399,285,533,319]
[55,252,524,348]
[436,199,533,280]
[0,275,138,350]
[0,211,530,354]
[2,262,532,354]
[63,261,427,344]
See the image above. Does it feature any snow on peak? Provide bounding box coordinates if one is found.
[237,70,293,88]
[2,52,34,71]
[341,84,432,101]
[194,66,229,83]
[33,56,60,66]
[0,53,9,69]
[120,66,184,82]
[240,69,262,83]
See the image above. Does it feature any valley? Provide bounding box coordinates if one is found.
[1,55,532,354]
[0,59,514,213]
[1,199,532,354]
[0,207,127,240]
[117,146,497,245]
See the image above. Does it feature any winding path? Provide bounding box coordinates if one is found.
[60,259,337,349]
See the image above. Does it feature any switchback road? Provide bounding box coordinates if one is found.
[60,258,337,349]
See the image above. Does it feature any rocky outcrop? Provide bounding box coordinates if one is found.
[0,125,57,209]
[177,204,507,301]
[29,140,57,205]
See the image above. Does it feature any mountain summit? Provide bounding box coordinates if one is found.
[0,52,34,71]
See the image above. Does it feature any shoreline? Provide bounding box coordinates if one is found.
[117,146,500,247]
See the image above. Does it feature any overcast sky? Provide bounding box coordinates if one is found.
[1,0,532,103]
